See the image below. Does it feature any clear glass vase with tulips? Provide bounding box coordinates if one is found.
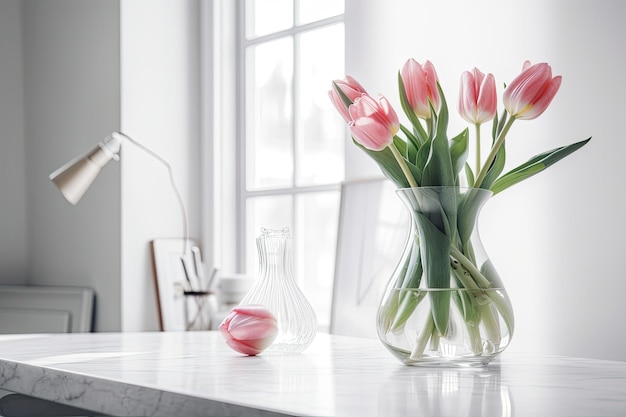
[329,59,590,366]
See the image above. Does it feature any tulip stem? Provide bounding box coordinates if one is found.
[474,122,481,176]
[389,142,418,188]
[473,116,516,189]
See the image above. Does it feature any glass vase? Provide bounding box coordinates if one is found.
[376,187,514,367]
[239,227,317,353]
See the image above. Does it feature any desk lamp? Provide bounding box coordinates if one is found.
[49,131,188,249]
[49,132,216,329]
[49,132,186,239]
[49,131,191,273]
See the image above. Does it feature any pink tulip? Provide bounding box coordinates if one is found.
[458,68,497,124]
[328,75,369,122]
[219,305,278,356]
[348,94,399,151]
[503,61,562,120]
[400,59,441,119]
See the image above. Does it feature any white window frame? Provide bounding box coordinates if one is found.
[235,4,345,273]
[205,1,346,277]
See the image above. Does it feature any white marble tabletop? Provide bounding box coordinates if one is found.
[0,331,625,417]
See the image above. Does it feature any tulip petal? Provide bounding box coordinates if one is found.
[401,58,440,119]
[219,305,278,356]
[231,304,277,319]
[328,89,351,122]
[458,68,496,124]
[518,75,562,120]
[328,75,369,123]
[349,118,393,151]
[347,94,398,151]
[228,316,278,341]
[504,62,561,120]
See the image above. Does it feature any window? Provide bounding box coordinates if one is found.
[215,1,346,328]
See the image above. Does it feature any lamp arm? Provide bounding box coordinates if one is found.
[113,131,189,256]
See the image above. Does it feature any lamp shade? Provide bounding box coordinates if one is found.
[49,134,122,205]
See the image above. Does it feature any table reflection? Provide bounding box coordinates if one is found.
[379,365,512,417]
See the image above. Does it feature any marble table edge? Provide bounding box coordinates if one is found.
[0,358,296,417]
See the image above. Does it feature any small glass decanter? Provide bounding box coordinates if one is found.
[239,227,317,353]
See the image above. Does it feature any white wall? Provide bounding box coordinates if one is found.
[120,0,201,331]
[0,0,201,332]
[22,0,122,331]
[345,0,626,361]
[0,0,28,285]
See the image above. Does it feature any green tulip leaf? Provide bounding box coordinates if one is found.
[435,83,449,139]
[415,137,432,174]
[493,110,509,139]
[491,137,591,195]
[465,163,475,186]
[400,124,419,164]
[355,137,424,188]
[449,128,469,180]
[391,241,425,331]
[421,132,455,187]
[479,141,506,190]
[414,211,451,335]
[420,85,455,188]
[453,290,481,324]
[355,140,409,188]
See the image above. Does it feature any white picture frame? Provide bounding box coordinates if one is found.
[151,238,204,331]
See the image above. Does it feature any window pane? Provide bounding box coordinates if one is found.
[245,0,293,38]
[295,191,341,328]
[245,195,294,275]
[296,0,344,25]
[246,37,294,190]
[296,24,345,186]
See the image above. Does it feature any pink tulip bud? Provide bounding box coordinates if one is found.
[400,58,441,119]
[219,305,278,356]
[503,61,562,120]
[348,94,399,151]
[458,67,497,124]
[328,75,369,122]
